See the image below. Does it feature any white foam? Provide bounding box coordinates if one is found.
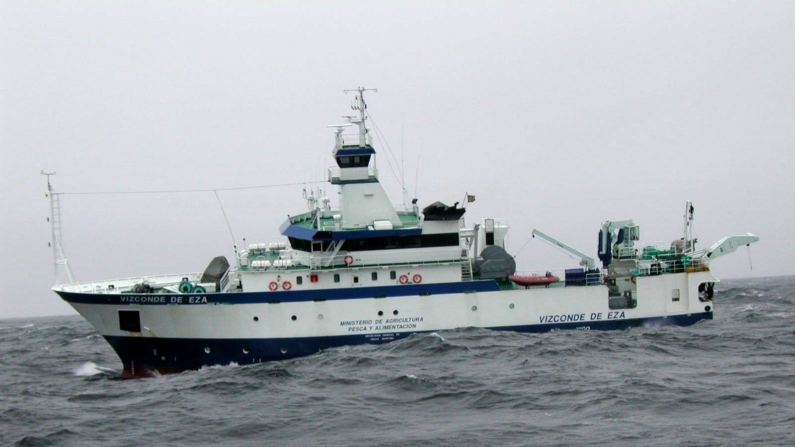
[429,332,445,342]
[73,362,104,377]
[199,362,240,372]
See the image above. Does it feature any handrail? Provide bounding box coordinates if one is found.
[58,272,204,293]
[338,133,372,147]
[327,166,379,182]
[631,256,709,276]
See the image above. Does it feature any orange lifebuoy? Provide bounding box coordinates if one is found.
[344,255,354,266]
[399,274,409,284]
[268,281,278,291]
[282,281,292,291]
[412,274,422,284]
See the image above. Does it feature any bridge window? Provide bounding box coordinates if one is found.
[336,155,371,168]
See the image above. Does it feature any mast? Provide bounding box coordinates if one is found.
[683,200,695,253]
[42,171,75,285]
[343,86,377,148]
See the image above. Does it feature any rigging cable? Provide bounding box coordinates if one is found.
[513,235,535,259]
[366,110,411,199]
[58,180,326,195]
[213,190,237,252]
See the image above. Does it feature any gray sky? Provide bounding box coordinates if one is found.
[2,2,793,319]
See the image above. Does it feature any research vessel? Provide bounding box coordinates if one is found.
[49,88,759,377]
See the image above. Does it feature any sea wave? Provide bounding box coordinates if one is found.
[1,276,793,446]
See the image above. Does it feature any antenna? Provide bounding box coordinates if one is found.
[42,171,75,285]
[414,153,421,200]
[401,119,407,206]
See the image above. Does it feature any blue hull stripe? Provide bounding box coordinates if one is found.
[106,312,712,377]
[55,280,502,305]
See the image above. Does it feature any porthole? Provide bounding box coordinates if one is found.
[509,303,515,309]
[318,314,324,320]
[243,348,249,354]
[160,356,165,361]
[291,315,297,321]
[378,310,384,316]
[471,305,478,311]
[253,316,259,322]
[393,310,399,315]
[204,347,211,354]
[280,347,287,354]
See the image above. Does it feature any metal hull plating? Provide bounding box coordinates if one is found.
[56,272,716,378]
[103,313,711,378]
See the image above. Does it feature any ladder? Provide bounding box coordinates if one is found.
[460,258,473,281]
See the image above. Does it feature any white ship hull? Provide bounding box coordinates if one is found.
[55,271,716,378]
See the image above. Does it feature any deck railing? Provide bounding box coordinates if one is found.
[244,248,466,272]
[327,166,378,183]
[631,256,710,276]
[58,272,204,294]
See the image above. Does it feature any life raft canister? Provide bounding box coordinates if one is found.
[179,281,193,294]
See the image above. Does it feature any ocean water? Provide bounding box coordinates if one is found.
[2,276,793,447]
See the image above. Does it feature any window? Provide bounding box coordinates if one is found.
[334,274,340,283]
[390,271,396,280]
[296,276,303,285]
[672,289,680,302]
[372,272,378,281]
[353,276,359,284]
[287,233,459,254]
